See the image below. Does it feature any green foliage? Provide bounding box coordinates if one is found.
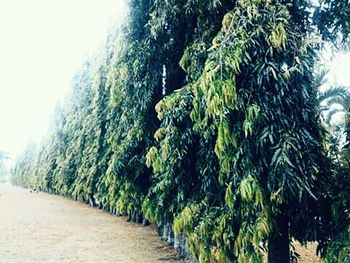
[318,86,350,261]
[12,144,38,187]
[11,0,350,262]
[324,226,350,263]
[314,0,350,44]
[146,0,332,261]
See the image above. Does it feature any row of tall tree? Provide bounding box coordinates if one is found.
[12,0,350,262]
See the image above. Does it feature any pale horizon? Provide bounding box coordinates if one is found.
[0,0,126,159]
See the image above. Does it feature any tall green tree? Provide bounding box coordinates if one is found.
[148,0,331,262]
[12,144,37,187]
[96,0,214,218]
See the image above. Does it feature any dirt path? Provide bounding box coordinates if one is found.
[0,183,323,263]
[294,243,323,263]
[0,183,181,263]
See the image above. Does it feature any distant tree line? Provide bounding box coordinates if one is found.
[12,0,350,262]
[0,151,10,182]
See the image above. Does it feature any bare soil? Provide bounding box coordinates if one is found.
[0,183,182,263]
[294,242,323,263]
[0,183,323,263]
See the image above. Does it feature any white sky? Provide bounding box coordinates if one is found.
[0,0,126,159]
[328,53,350,86]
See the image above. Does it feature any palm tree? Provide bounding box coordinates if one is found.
[319,86,350,148]
[318,87,350,261]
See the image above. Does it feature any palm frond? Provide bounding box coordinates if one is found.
[318,86,350,103]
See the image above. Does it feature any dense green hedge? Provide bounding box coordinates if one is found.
[12,0,350,262]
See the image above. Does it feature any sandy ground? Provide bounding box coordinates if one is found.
[0,183,182,263]
[0,183,323,263]
[294,242,323,263]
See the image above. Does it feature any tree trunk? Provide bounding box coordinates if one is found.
[132,210,137,222]
[268,214,289,263]
[158,223,164,236]
[174,232,181,251]
[167,227,174,245]
[142,218,150,226]
[88,197,94,207]
[180,234,188,258]
[127,211,132,221]
[162,223,169,240]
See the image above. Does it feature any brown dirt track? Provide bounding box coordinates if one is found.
[0,183,181,263]
[0,183,323,263]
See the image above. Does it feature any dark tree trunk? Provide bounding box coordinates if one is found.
[142,218,150,226]
[127,211,132,221]
[167,227,174,245]
[268,214,289,263]
[162,223,169,240]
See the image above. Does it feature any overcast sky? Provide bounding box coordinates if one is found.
[328,53,350,86]
[0,0,126,158]
[0,0,350,160]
